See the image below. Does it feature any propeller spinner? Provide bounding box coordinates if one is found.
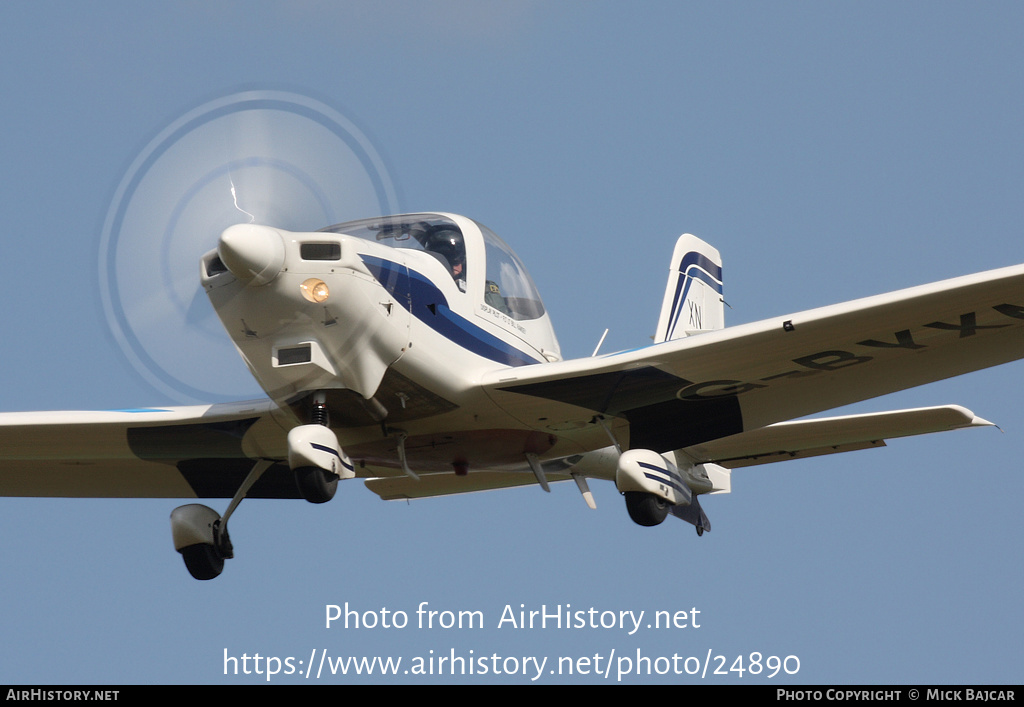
[217,224,286,285]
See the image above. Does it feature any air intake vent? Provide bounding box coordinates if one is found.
[205,255,228,276]
[300,243,341,261]
[276,345,312,366]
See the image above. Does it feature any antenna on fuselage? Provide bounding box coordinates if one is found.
[591,328,610,357]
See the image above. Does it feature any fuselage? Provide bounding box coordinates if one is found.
[201,213,607,476]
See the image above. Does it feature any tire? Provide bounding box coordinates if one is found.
[180,543,224,580]
[294,466,338,504]
[624,492,670,527]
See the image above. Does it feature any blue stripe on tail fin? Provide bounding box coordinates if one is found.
[654,234,723,343]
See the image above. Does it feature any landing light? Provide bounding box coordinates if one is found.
[300,278,330,303]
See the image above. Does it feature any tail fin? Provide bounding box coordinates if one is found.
[654,234,723,343]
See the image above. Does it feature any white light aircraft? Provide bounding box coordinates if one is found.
[2,212,1022,580]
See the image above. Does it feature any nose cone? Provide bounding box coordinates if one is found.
[218,224,286,285]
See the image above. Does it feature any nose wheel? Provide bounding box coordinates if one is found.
[294,465,339,504]
[289,391,354,503]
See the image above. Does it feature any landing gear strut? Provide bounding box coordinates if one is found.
[170,459,273,580]
[289,391,353,503]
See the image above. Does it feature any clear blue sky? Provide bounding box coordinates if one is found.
[1,1,1021,684]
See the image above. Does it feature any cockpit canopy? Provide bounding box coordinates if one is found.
[319,213,560,361]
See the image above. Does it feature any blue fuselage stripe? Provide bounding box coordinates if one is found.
[362,256,542,368]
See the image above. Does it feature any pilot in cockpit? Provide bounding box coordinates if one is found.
[425,227,467,292]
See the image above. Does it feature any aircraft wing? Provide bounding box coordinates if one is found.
[677,404,992,469]
[364,405,989,502]
[483,264,1024,453]
[0,400,300,498]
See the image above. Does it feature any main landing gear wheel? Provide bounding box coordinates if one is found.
[624,491,670,527]
[180,542,225,581]
[170,504,235,581]
[170,460,272,581]
[294,466,339,504]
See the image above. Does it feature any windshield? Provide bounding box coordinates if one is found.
[320,215,467,287]
[475,220,545,321]
[320,214,547,321]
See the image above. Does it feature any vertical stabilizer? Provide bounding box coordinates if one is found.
[654,234,723,343]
